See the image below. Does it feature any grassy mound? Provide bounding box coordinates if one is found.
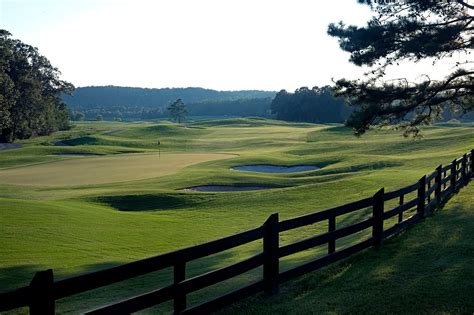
[190,117,316,128]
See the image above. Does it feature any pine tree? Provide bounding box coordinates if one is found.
[167,99,188,123]
[328,0,473,136]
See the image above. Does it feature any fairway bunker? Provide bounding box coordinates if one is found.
[232,164,320,173]
[53,153,101,156]
[0,143,22,151]
[182,185,274,192]
[53,140,72,146]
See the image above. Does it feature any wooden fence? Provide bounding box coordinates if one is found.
[0,149,473,314]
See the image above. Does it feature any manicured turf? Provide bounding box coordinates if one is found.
[0,153,234,186]
[0,118,472,313]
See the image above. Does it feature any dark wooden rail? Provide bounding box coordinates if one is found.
[0,149,472,314]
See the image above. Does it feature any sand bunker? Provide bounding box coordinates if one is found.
[0,143,22,151]
[53,153,101,156]
[53,140,72,146]
[182,185,274,192]
[232,164,319,173]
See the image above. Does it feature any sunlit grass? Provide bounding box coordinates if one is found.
[0,118,472,313]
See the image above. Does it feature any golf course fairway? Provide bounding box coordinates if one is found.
[0,153,235,187]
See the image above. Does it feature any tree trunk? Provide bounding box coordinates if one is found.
[0,128,14,143]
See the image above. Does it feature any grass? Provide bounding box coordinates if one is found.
[0,118,472,313]
[0,153,234,186]
[224,184,474,314]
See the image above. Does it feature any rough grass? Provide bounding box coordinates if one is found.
[0,118,472,313]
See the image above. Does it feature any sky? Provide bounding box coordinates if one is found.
[0,0,468,91]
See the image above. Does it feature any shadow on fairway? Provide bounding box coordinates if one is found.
[96,193,215,211]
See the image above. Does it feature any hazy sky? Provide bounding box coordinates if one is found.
[0,0,467,91]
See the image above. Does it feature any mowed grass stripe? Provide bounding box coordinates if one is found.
[0,153,235,187]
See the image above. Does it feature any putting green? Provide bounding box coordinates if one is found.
[0,153,234,187]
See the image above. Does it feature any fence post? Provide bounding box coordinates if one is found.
[417,175,426,219]
[471,149,474,176]
[450,159,457,193]
[263,213,279,295]
[461,154,467,183]
[174,262,186,314]
[427,180,431,204]
[29,269,54,315]
[328,216,336,254]
[372,188,384,248]
[443,169,447,190]
[398,194,404,223]
[435,165,442,204]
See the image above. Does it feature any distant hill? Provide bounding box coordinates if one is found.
[63,86,276,121]
[63,86,276,108]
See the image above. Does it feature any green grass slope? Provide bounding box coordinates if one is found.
[0,118,472,313]
[226,183,474,314]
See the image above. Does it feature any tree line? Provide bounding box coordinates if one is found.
[270,86,351,123]
[0,30,73,143]
[63,86,275,109]
[69,85,472,125]
[69,97,272,121]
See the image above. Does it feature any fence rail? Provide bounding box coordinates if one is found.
[1,149,473,314]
